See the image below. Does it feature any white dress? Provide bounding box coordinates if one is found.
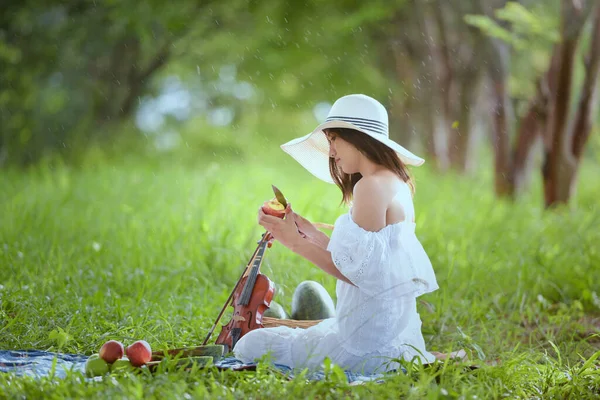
[233,183,439,375]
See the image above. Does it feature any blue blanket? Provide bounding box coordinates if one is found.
[0,350,396,384]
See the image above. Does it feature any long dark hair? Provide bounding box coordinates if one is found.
[324,128,415,206]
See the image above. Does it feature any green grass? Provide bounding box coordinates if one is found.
[1,148,600,399]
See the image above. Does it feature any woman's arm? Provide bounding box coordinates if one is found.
[290,238,355,286]
[256,206,353,284]
[293,212,332,249]
[307,229,331,249]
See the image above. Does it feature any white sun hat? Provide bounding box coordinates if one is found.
[280,94,425,184]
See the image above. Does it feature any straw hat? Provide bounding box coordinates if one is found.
[280,94,424,184]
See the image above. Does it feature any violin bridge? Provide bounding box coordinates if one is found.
[232,315,247,322]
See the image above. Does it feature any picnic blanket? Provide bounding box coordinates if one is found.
[0,350,397,384]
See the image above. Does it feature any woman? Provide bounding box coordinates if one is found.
[232,94,443,374]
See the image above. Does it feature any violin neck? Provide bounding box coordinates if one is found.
[238,238,268,305]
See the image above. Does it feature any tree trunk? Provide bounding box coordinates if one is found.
[511,71,554,196]
[388,37,418,148]
[570,3,600,161]
[543,0,593,208]
[393,0,451,171]
[448,76,479,173]
[428,0,485,174]
[511,103,543,196]
[490,78,514,197]
[422,108,440,166]
[420,0,454,171]
[480,33,514,197]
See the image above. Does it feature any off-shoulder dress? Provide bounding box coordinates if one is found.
[233,182,439,374]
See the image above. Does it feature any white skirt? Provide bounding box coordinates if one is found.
[232,307,436,375]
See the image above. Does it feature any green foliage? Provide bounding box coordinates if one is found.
[465,2,560,50]
[465,0,560,103]
[221,0,409,105]
[0,0,414,166]
[0,0,248,166]
[3,0,597,182]
[0,147,599,397]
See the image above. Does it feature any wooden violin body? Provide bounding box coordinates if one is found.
[215,270,274,353]
[202,232,275,353]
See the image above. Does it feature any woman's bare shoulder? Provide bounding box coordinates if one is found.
[354,172,404,199]
[353,174,390,197]
[350,175,395,232]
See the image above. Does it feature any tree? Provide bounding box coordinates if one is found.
[467,0,600,207]
[0,0,247,166]
[543,0,600,207]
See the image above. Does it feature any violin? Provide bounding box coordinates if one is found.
[202,186,287,353]
[201,231,275,353]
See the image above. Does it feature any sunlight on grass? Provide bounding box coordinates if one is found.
[1,149,599,398]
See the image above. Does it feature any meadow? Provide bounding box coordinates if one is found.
[1,140,599,399]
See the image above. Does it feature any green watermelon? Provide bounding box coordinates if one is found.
[291,281,336,320]
[264,300,290,319]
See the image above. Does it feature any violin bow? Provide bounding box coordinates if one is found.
[202,231,272,346]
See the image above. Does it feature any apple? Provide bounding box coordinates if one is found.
[85,354,110,377]
[125,340,152,367]
[111,357,136,373]
[99,340,124,364]
[262,197,286,219]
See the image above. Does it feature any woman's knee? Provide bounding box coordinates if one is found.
[232,330,262,361]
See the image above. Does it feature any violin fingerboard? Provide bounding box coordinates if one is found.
[239,240,268,305]
[239,268,258,305]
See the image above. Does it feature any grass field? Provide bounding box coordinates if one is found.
[1,146,600,399]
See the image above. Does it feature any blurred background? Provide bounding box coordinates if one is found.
[1,0,599,208]
[2,2,600,376]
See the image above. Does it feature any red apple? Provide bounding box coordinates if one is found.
[262,197,286,219]
[125,340,152,367]
[99,340,124,364]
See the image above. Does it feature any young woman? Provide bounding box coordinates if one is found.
[232,94,444,374]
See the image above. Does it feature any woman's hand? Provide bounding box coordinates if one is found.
[258,203,304,250]
[293,212,320,241]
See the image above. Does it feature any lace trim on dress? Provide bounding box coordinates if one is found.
[327,211,438,299]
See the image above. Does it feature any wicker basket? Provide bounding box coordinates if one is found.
[262,316,323,329]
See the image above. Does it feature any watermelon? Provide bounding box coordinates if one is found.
[264,300,289,319]
[291,281,336,320]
